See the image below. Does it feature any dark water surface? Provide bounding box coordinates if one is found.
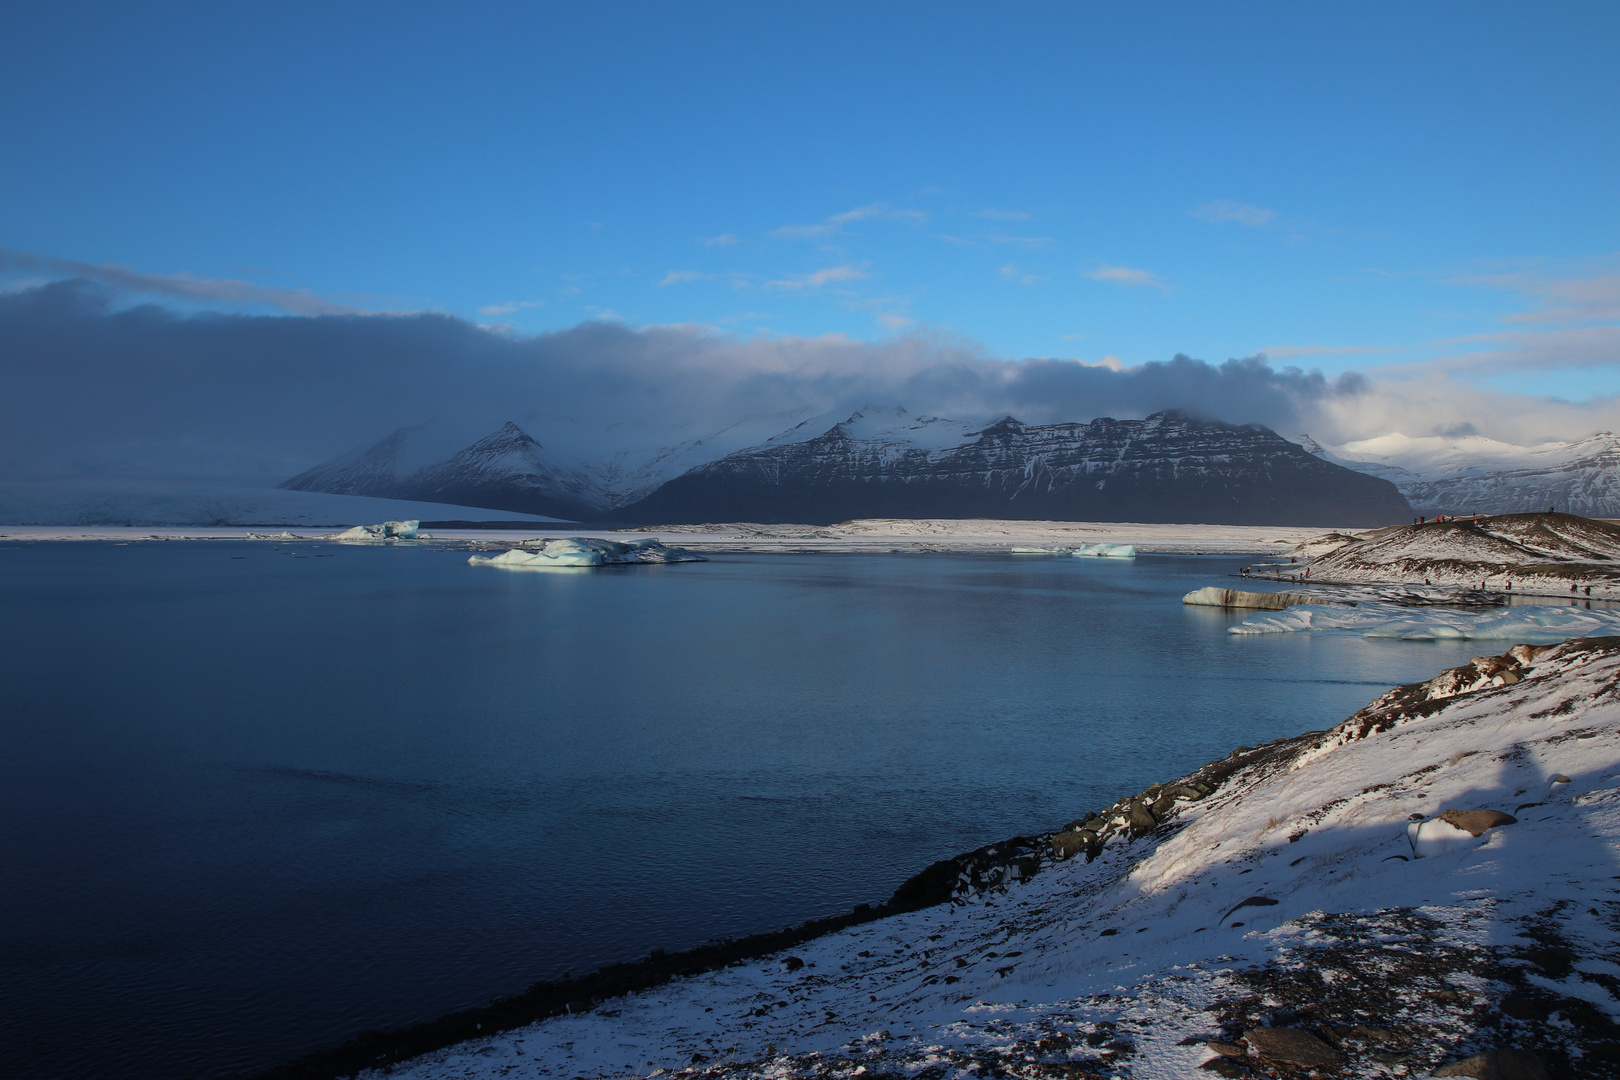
[1,542,1491,1079]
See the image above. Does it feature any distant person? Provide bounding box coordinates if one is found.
[1507,580,1513,591]
[1586,585,1593,596]
[1572,583,1579,593]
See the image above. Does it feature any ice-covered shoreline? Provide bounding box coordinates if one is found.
[260,638,1620,1080]
[0,518,1326,554]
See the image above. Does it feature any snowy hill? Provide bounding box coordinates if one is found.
[1297,512,1620,597]
[615,409,1412,527]
[1297,431,1620,518]
[296,637,1620,1080]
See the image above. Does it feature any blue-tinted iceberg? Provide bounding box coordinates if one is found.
[1072,543,1136,558]
[329,520,429,540]
[467,537,705,570]
[1229,602,1620,642]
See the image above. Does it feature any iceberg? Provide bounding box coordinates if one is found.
[1071,543,1135,558]
[1009,546,1070,554]
[1182,586,1319,610]
[328,520,430,540]
[1229,602,1620,642]
[467,536,706,570]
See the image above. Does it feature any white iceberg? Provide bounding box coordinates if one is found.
[467,536,705,570]
[1182,586,1319,610]
[1010,546,1070,554]
[328,520,430,540]
[1071,543,1136,558]
[1229,602,1620,642]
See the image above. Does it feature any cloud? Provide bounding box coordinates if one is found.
[659,270,711,287]
[999,264,1041,287]
[478,299,545,316]
[1427,267,1620,374]
[772,203,926,240]
[7,274,1619,482]
[1086,264,1164,289]
[1191,200,1276,228]
[766,264,868,291]
[0,247,366,315]
[701,234,740,247]
[1451,269,1620,325]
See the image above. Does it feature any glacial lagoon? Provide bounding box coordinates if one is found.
[1,541,1503,1079]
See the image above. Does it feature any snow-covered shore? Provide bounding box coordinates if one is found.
[280,638,1620,1080]
[1293,513,1620,601]
[0,519,1329,554]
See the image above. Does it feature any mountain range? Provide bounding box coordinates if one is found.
[283,407,1413,526]
[1296,430,1620,518]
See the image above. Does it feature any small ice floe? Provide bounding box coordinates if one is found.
[328,520,430,541]
[467,537,705,570]
[1229,602,1620,641]
[1010,546,1070,554]
[1407,808,1516,858]
[1071,543,1136,558]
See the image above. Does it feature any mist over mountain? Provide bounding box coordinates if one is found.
[0,279,1365,481]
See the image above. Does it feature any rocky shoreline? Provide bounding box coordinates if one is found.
[254,638,1620,1080]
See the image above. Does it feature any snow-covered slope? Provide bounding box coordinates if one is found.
[331,637,1620,1080]
[408,422,607,521]
[617,410,1412,527]
[1298,512,1620,597]
[1297,431,1620,518]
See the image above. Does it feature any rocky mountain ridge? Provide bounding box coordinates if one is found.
[614,408,1411,526]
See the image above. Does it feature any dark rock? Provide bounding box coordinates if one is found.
[1051,831,1095,861]
[1241,1027,1340,1067]
[1439,808,1517,836]
[1220,896,1280,923]
[781,956,805,972]
[1127,798,1158,837]
[1432,1048,1550,1079]
[1497,992,1550,1021]
[1207,1040,1246,1057]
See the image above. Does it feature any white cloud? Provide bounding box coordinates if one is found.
[999,264,1040,287]
[659,270,710,287]
[1191,200,1277,228]
[766,264,868,291]
[772,204,926,240]
[701,234,740,247]
[1086,264,1164,289]
[876,311,913,331]
[478,299,545,316]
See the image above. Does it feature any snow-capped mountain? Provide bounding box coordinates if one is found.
[613,408,1412,526]
[1295,431,1620,517]
[282,421,609,520]
[408,422,607,520]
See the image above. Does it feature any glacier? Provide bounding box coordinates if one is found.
[467,536,705,569]
[1229,601,1620,641]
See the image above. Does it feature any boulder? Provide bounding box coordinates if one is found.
[1050,831,1095,861]
[1242,1027,1341,1067]
[1439,808,1517,836]
[1127,798,1158,837]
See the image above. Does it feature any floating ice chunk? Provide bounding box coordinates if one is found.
[1071,543,1136,558]
[1229,602,1620,641]
[1010,546,1070,554]
[328,520,430,541]
[467,537,705,570]
[1182,587,1318,610]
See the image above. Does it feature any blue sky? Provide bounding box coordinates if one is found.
[3,2,1619,467]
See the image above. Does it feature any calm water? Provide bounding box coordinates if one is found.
[1,542,1492,1079]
